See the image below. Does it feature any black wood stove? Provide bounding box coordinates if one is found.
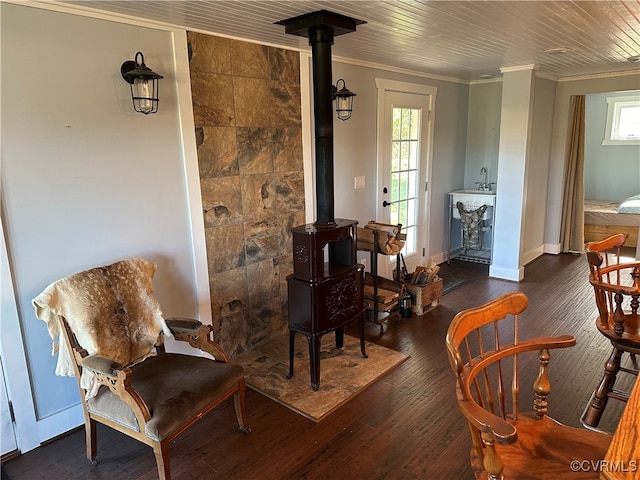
[277,11,367,390]
[287,219,366,390]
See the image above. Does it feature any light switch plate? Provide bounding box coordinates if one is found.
[354,176,366,189]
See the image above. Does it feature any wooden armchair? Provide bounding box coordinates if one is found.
[582,233,640,431]
[446,292,610,479]
[33,259,250,480]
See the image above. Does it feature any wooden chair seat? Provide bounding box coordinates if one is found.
[86,353,245,441]
[477,415,610,479]
[599,318,640,338]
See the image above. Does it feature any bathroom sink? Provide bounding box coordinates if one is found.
[450,190,496,220]
[450,189,496,195]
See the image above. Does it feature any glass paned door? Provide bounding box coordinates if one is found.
[390,107,421,257]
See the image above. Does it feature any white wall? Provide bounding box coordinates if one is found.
[522,77,556,264]
[1,2,204,448]
[584,90,640,202]
[464,81,502,189]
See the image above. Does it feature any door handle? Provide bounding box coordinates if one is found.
[382,186,393,207]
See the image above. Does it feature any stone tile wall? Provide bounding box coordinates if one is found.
[187,32,305,357]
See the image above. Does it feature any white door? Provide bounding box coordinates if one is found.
[376,80,437,278]
[1,358,18,456]
[1,218,40,454]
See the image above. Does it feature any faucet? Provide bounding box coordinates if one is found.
[476,167,490,191]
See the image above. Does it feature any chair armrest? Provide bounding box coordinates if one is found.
[82,354,123,375]
[519,335,576,350]
[458,396,517,444]
[165,317,231,363]
[591,278,640,296]
[166,317,203,333]
[82,355,151,423]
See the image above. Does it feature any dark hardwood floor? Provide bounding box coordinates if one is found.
[2,252,633,479]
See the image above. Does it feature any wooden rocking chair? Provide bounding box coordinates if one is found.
[446,292,610,479]
[33,258,250,480]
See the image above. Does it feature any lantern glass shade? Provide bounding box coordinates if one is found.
[335,95,353,121]
[333,79,356,121]
[132,77,157,114]
[121,52,163,115]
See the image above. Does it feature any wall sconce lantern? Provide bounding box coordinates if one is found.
[120,52,163,114]
[333,79,356,121]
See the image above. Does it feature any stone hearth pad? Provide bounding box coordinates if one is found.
[235,333,409,422]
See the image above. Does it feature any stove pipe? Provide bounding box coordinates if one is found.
[309,26,335,226]
[276,11,365,227]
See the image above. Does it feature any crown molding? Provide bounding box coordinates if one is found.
[557,68,640,83]
[500,64,539,74]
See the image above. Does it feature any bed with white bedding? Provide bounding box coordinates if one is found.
[584,194,640,247]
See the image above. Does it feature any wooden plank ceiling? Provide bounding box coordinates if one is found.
[60,0,640,82]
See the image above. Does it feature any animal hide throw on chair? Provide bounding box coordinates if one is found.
[32,258,172,397]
